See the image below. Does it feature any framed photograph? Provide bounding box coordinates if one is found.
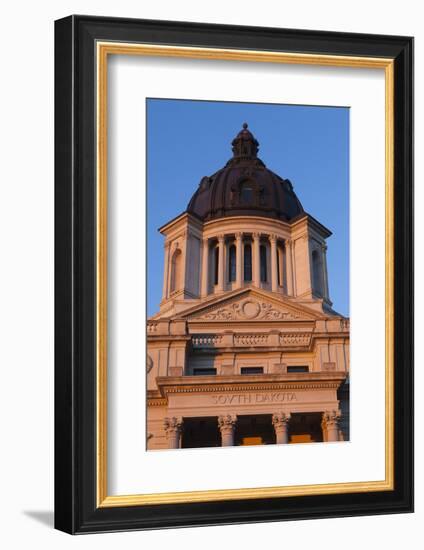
[54,15,413,533]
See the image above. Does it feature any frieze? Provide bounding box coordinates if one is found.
[212,392,297,406]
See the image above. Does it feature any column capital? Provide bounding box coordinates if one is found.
[235,232,243,241]
[164,416,183,435]
[218,414,237,435]
[321,243,328,253]
[164,417,183,449]
[269,233,278,243]
[201,236,209,246]
[217,234,225,243]
[322,410,341,428]
[272,412,290,444]
[252,231,261,240]
[272,412,291,429]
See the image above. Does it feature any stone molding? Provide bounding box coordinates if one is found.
[147,398,167,407]
[161,382,343,394]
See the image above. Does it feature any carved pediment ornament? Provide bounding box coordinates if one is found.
[197,298,302,321]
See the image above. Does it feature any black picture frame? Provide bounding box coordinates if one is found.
[55,15,414,534]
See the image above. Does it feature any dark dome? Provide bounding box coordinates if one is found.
[187,123,304,222]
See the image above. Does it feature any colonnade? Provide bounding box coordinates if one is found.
[201,232,294,296]
[163,410,341,448]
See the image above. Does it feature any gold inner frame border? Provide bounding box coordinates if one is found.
[96,42,394,507]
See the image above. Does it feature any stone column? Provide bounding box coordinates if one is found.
[285,239,293,295]
[270,234,278,293]
[322,410,341,442]
[162,242,171,300]
[253,232,261,288]
[272,412,291,444]
[164,417,183,449]
[235,232,243,288]
[217,234,225,292]
[218,415,237,446]
[200,237,209,297]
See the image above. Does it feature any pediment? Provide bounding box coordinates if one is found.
[180,289,322,322]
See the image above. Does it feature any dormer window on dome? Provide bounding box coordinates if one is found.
[240,182,254,204]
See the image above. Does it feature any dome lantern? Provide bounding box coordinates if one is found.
[231,122,259,159]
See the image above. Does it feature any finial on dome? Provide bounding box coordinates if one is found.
[231,123,259,159]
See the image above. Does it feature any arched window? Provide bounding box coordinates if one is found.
[170,249,182,293]
[228,244,236,282]
[244,244,252,282]
[240,183,254,204]
[312,249,324,296]
[260,245,267,282]
[214,246,219,285]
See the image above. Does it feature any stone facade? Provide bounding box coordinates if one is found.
[147,124,349,450]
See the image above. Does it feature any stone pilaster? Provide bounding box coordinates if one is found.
[201,237,209,297]
[285,239,293,295]
[272,412,291,444]
[321,243,330,300]
[164,417,183,449]
[162,242,171,300]
[290,238,297,296]
[218,414,237,446]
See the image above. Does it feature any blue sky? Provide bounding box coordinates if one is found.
[147,98,349,317]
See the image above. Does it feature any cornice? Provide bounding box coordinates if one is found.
[156,372,347,397]
[158,211,203,235]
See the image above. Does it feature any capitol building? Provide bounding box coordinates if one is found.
[146,123,349,450]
